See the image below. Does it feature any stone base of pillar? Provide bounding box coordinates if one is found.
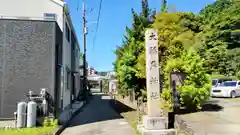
[137,115,176,135]
[143,115,168,129]
[141,128,176,135]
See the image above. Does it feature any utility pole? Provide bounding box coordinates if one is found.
[82,0,88,100]
[80,0,99,101]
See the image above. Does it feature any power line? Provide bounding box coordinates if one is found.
[92,0,103,50]
[77,0,80,11]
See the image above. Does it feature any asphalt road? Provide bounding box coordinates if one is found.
[182,97,240,135]
[61,93,133,135]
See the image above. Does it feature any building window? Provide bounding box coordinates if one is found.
[65,23,70,42]
[56,44,62,65]
[65,67,71,90]
[71,31,75,47]
[75,49,79,58]
[66,71,69,89]
[68,71,71,90]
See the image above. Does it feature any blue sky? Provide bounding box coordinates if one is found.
[66,0,215,72]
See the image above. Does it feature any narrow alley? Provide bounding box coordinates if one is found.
[61,93,134,135]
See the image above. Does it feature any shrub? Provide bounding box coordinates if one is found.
[43,117,58,127]
[0,127,56,135]
[162,50,211,110]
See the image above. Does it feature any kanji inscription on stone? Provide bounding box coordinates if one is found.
[150,92,159,100]
[150,77,159,84]
[150,60,157,70]
[148,31,158,40]
[144,29,176,135]
[149,46,158,54]
[150,119,158,127]
[145,29,161,117]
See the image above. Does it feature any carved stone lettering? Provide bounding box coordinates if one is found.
[150,119,158,127]
[150,92,159,100]
[143,28,175,135]
[150,60,157,70]
[145,29,161,116]
[149,46,157,54]
[148,32,157,40]
[150,77,159,84]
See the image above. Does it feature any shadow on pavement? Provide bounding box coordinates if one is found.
[109,99,136,114]
[176,103,223,115]
[67,94,127,128]
[201,103,223,112]
[205,99,220,104]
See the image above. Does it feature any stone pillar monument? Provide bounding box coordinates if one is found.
[141,29,175,135]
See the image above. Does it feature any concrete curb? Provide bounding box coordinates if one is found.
[54,100,90,135]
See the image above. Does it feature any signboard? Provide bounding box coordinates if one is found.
[170,72,187,87]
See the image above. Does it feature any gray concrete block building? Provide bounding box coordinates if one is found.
[0,0,82,118]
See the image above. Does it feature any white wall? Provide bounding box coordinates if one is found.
[79,58,84,76]
[62,14,72,109]
[75,47,81,97]
[0,0,64,30]
[75,47,80,71]
[109,80,117,93]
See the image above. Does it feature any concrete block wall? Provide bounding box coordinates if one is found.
[0,19,58,118]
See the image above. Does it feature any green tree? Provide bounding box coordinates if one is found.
[149,12,210,110]
[114,0,240,111]
[198,0,240,75]
[162,50,211,110]
[161,0,167,12]
[102,79,109,92]
[114,0,154,98]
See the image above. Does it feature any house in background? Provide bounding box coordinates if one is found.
[109,79,117,93]
[0,0,82,119]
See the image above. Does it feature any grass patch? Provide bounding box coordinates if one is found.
[0,127,57,135]
[176,129,191,135]
[211,74,238,80]
[118,101,189,135]
[113,98,190,135]
[226,97,240,101]
[112,98,143,135]
[121,111,141,135]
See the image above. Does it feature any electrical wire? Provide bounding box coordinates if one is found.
[77,0,80,11]
[92,0,103,50]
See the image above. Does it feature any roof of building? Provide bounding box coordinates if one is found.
[50,0,65,6]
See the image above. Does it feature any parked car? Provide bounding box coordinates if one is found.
[211,81,240,98]
[212,78,233,87]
